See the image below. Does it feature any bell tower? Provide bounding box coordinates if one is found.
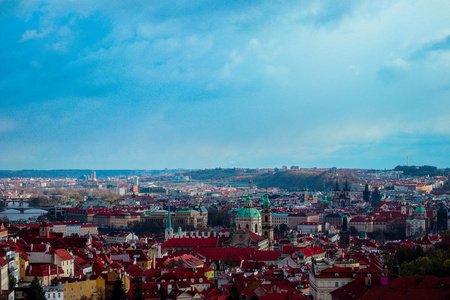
[261,193,274,250]
[165,207,173,241]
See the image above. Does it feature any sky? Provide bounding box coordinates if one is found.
[1,0,450,170]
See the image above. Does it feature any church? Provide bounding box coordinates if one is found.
[229,193,274,250]
[164,193,274,250]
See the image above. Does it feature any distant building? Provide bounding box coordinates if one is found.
[406,205,427,237]
[333,181,351,207]
[371,187,382,207]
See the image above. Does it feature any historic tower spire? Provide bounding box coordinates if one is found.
[165,207,173,241]
[261,192,274,250]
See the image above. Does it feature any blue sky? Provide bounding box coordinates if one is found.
[1,0,449,170]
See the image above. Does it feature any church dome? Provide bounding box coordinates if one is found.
[415,206,426,213]
[236,195,261,219]
[236,207,261,218]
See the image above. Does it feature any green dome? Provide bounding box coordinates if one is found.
[236,207,261,218]
[125,212,131,216]
[237,195,261,218]
[415,206,426,213]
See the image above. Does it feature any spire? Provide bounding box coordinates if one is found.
[393,253,400,278]
[342,217,348,232]
[263,192,271,209]
[335,180,340,191]
[166,207,173,231]
[344,180,349,191]
[244,194,253,208]
[230,219,235,235]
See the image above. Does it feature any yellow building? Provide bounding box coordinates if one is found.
[18,254,29,281]
[0,257,8,291]
[105,271,130,294]
[62,276,105,300]
[53,249,74,277]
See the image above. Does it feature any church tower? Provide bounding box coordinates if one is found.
[363,184,371,203]
[343,180,350,199]
[261,193,274,250]
[165,207,173,241]
[334,181,340,199]
[401,198,407,215]
[436,202,448,232]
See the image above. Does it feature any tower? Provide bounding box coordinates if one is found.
[165,207,173,241]
[339,217,350,246]
[363,184,371,203]
[334,181,340,199]
[343,180,350,199]
[401,198,407,215]
[261,193,274,250]
[436,202,448,232]
[371,187,382,207]
[393,253,400,278]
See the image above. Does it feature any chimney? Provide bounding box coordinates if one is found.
[30,244,33,252]
[152,254,156,269]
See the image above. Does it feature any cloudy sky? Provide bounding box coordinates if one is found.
[1,1,449,170]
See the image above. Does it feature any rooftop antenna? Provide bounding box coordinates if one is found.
[407,156,409,166]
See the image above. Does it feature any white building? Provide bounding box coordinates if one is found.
[297,222,322,234]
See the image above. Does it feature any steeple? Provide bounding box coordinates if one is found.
[244,194,254,208]
[393,253,400,278]
[165,207,173,241]
[263,192,271,209]
[166,207,173,231]
[335,180,340,191]
[342,217,348,232]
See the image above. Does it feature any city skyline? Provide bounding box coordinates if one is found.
[1,1,450,170]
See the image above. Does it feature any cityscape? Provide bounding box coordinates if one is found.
[2,1,450,300]
[0,166,449,299]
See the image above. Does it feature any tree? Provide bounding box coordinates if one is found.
[8,273,16,290]
[131,277,144,300]
[26,277,46,300]
[95,287,106,300]
[109,278,128,300]
[157,286,168,300]
[226,283,240,300]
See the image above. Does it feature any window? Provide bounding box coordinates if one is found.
[335,282,339,287]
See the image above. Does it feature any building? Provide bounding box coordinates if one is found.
[272,213,289,228]
[406,205,427,237]
[309,260,354,300]
[333,181,351,207]
[235,195,262,235]
[297,222,322,234]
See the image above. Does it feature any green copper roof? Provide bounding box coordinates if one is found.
[236,207,261,218]
[401,197,406,202]
[177,209,198,213]
[237,194,261,218]
[415,205,426,213]
[263,193,271,209]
